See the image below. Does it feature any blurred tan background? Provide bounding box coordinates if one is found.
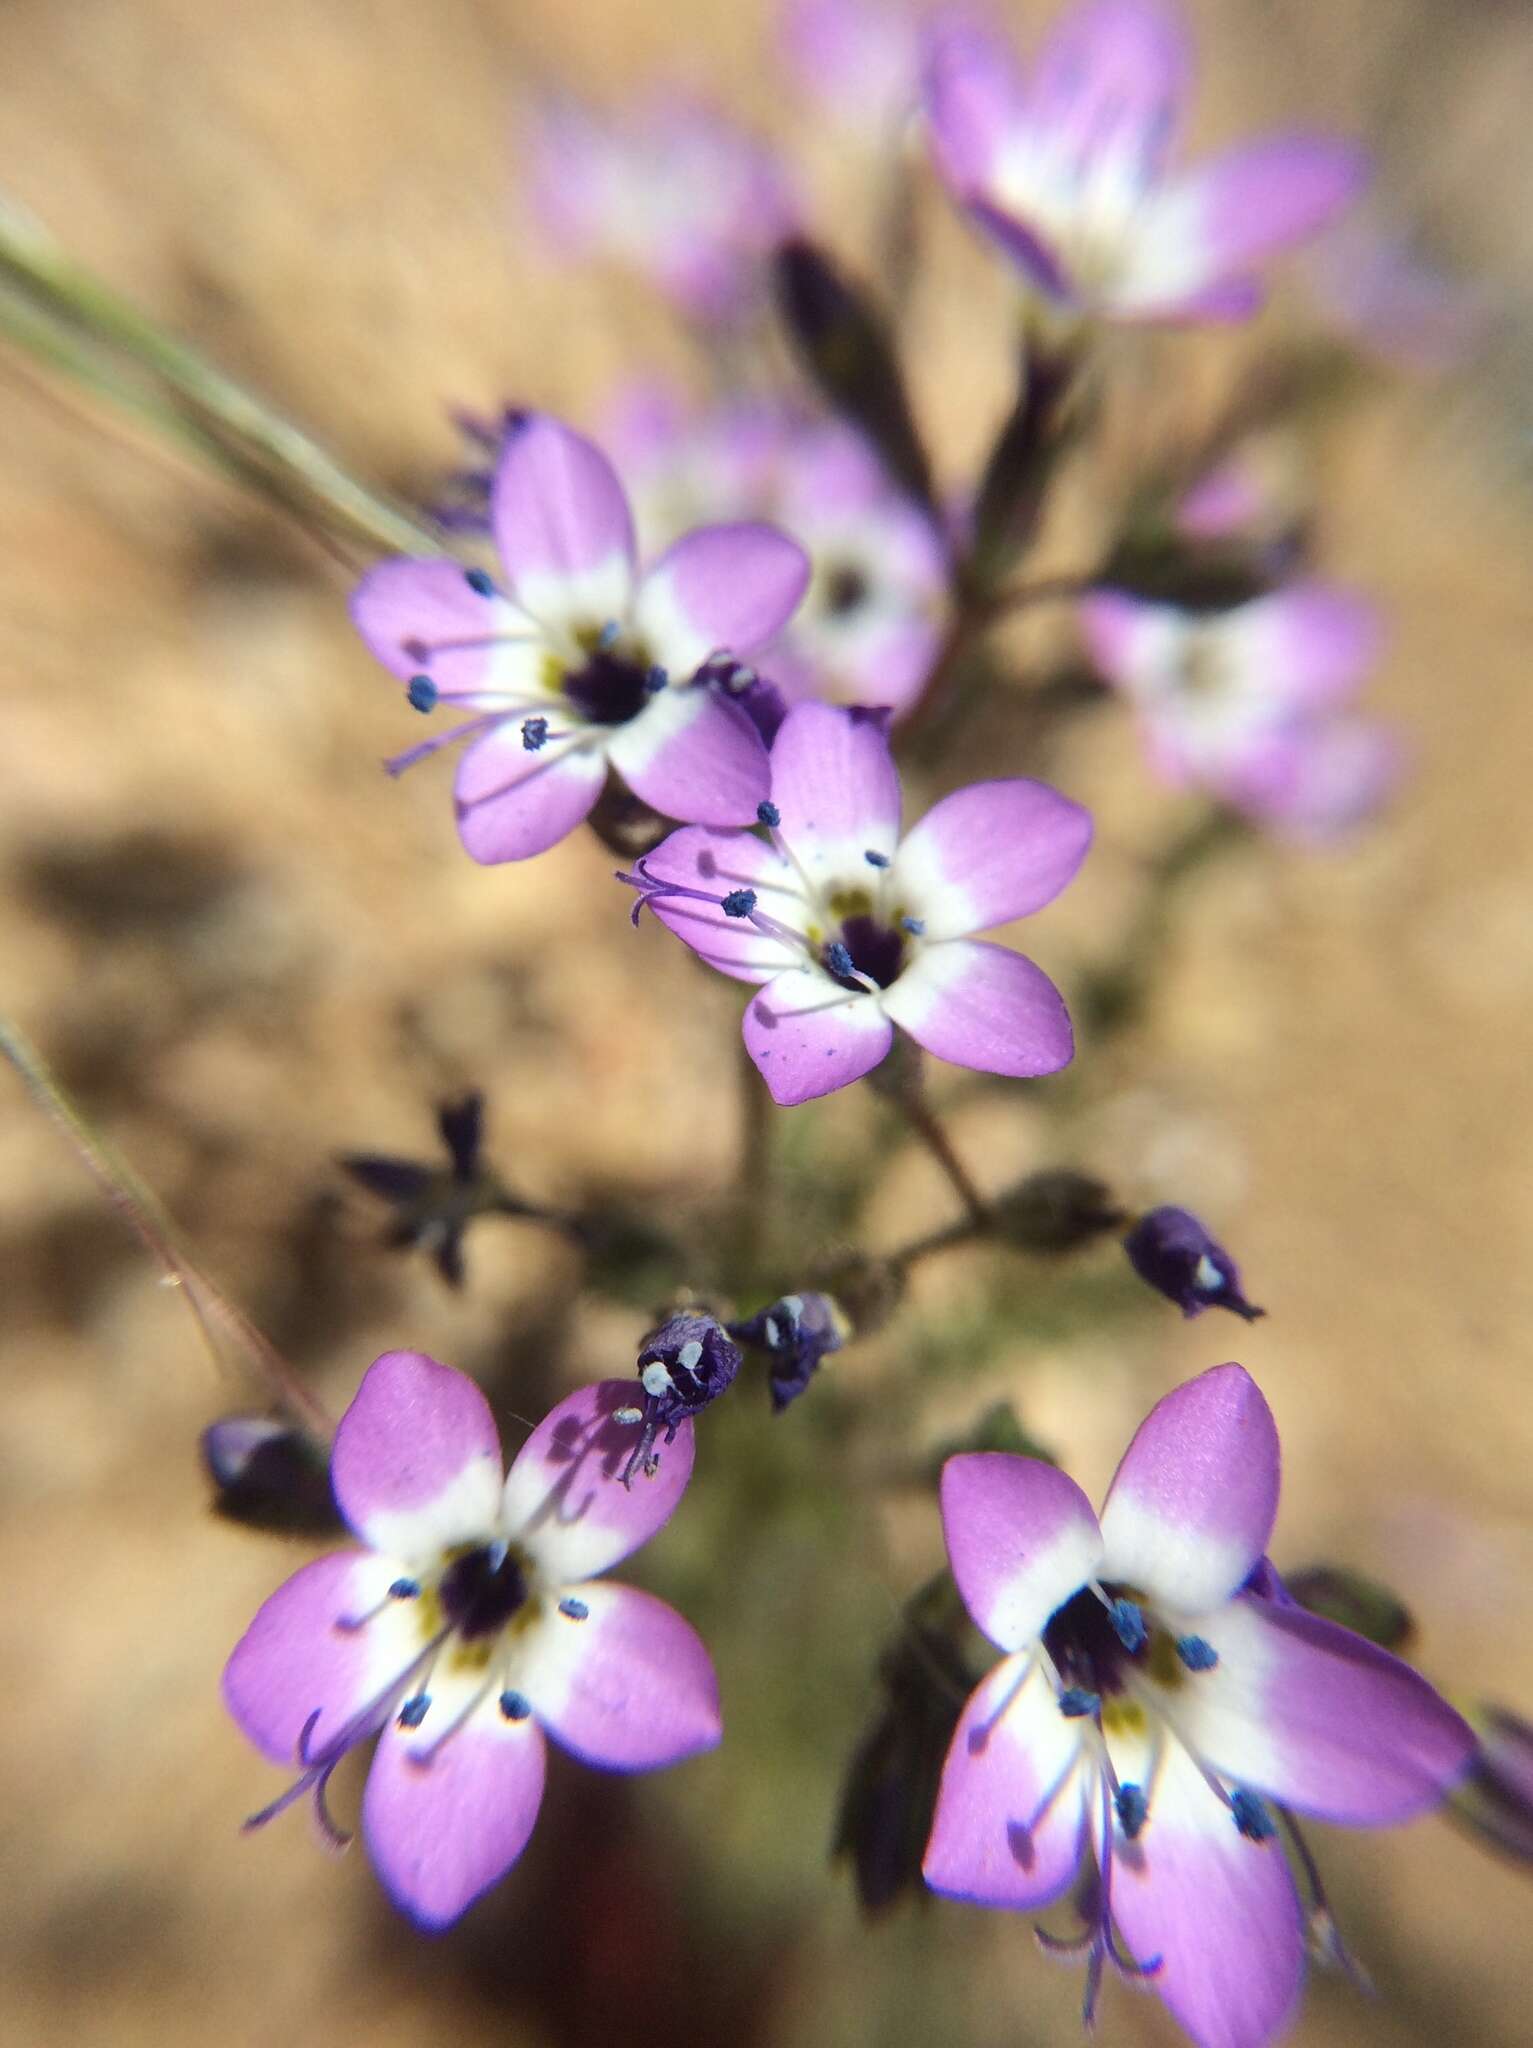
[2,1,1532,2043]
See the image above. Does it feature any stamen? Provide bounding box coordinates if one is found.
[521,714,573,752]
[1277,1805,1372,1991]
[863,849,890,868]
[1058,1687,1100,1719]
[384,712,501,779]
[900,916,925,936]
[757,800,781,828]
[612,1405,644,1425]
[641,1361,674,1398]
[558,1596,589,1621]
[1108,1599,1147,1654]
[721,889,757,918]
[1230,1788,1277,1842]
[677,1339,704,1371]
[397,1693,431,1728]
[499,1690,532,1721]
[389,1578,421,1600]
[464,568,497,598]
[1114,1782,1148,1839]
[1175,1635,1218,1672]
[597,620,621,650]
[407,675,438,714]
[646,664,669,693]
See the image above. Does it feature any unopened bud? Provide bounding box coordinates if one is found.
[1123,1206,1265,1321]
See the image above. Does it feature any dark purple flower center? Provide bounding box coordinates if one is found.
[823,563,871,618]
[825,911,905,990]
[563,650,653,726]
[1043,1585,1146,1699]
[438,1543,529,1640]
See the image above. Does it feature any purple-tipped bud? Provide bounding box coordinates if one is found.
[1284,1565,1414,1651]
[201,1415,338,1534]
[729,1290,849,1411]
[618,1312,742,1486]
[1122,1206,1265,1321]
[1448,1705,1533,1866]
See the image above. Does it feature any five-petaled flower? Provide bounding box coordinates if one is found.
[1080,580,1399,839]
[223,1351,721,1929]
[923,0,1366,325]
[924,1364,1473,2048]
[351,413,810,863]
[621,700,1092,1105]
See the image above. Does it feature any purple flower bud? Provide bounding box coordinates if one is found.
[1122,1206,1265,1322]
[201,1416,339,1535]
[1449,1704,1533,1866]
[618,1312,742,1486]
[729,1290,848,1411]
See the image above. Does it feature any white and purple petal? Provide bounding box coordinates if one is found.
[1098,1364,1280,1617]
[1105,1734,1307,2048]
[362,1704,546,1929]
[922,21,1028,197]
[743,966,893,1105]
[501,1379,695,1584]
[638,825,808,984]
[633,521,811,675]
[350,559,544,702]
[767,701,902,887]
[223,1550,425,1767]
[520,1582,722,1771]
[924,1654,1089,1908]
[1170,1595,1474,1825]
[1022,0,1190,190]
[331,1350,505,1561]
[491,415,637,629]
[880,940,1075,1079]
[891,780,1093,939]
[453,726,607,864]
[940,1452,1104,1652]
[605,685,770,826]
[1225,584,1383,713]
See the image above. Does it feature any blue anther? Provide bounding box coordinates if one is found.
[521,715,550,752]
[863,849,890,868]
[1176,1635,1219,1673]
[825,940,856,979]
[1058,1687,1099,1719]
[721,888,758,919]
[464,568,496,598]
[1230,1789,1276,1842]
[499,1690,531,1721]
[1108,1599,1148,1654]
[558,1596,589,1621]
[397,1694,431,1728]
[406,674,438,714]
[1115,1783,1149,1840]
[597,619,621,649]
[757,800,781,828]
[388,1577,421,1600]
[900,916,926,937]
[645,664,669,692]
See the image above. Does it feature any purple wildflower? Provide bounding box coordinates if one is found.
[730,1290,849,1410]
[350,414,810,864]
[521,92,800,323]
[922,1,1366,325]
[924,1364,1474,2047]
[618,1312,743,1485]
[1123,1205,1264,1322]
[621,701,1091,1106]
[778,0,926,142]
[223,1352,720,1929]
[1080,581,1399,838]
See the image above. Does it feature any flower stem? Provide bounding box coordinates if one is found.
[891,1090,988,1234]
[0,1015,334,1441]
[730,1035,774,1279]
[0,192,440,559]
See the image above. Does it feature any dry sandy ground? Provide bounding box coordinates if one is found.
[1,2,1531,2044]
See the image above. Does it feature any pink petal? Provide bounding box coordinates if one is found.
[501,1379,696,1583]
[633,522,811,675]
[1124,135,1368,311]
[332,1351,505,1561]
[1098,1365,1280,1616]
[1024,0,1190,186]
[350,559,541,701]
[491,415,637,629]
[880,940,1075,1078]
[223,1551,422,1766]
[1078,590,1182,696]
[524,1582,722,1771]
[1172,1596,1474,1825]
[940,1453,1104,1652]
[892,780,1092,939]
[362,1710,546,1929]
[1105,1736,1306,2048]
[1222,716,1402,842]
[453,727,607,864]
[1229,584,1383,712]
[922,22,1027,194]
[768,701,902,889]
[606,685,771,826]
[638,825,808,984]
[743,967,893,1105]
[923,1654,1089,1907]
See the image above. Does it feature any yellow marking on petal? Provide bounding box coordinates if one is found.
[828,886,873,921]
[1147,1631,1186,1691]
[1101,1698,1148,1737]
